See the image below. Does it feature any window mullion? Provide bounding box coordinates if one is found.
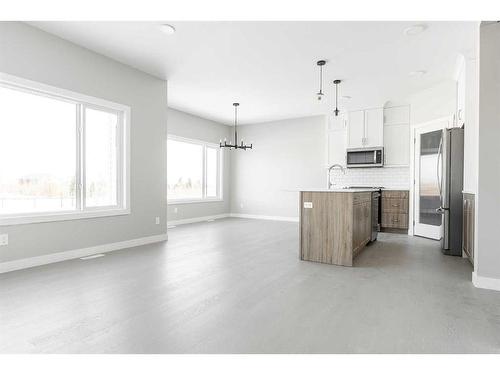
[75,104,83,211]
[217,148,221,199]
[81,105,87,211]
[202,145,207,199]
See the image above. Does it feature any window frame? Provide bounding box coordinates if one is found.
[167,134,223,205]
[0,72,131,226]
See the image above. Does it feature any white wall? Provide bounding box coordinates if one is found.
[0,22,168,263]
[408,81,457,125]
[230,116,326,219]
[475,22,500,283]
[167,108,231,223]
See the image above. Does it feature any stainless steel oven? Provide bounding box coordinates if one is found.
[346,147,384,168]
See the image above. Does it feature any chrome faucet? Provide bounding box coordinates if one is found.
[328,164,345,189]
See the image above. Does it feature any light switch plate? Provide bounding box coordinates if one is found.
[0,234,8,246]
[304,202,313,209]
[155,217,160,225]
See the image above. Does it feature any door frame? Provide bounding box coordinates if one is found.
[409,116,453,237]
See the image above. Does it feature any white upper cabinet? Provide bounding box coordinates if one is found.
[327,115,347,166]
[347,110,366,148]
[383,105,410,167]
[347,108,383,149]
[364,108,384,147]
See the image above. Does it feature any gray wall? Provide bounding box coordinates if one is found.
[476,22,500,280]
[0,22,168,263]
[167,108,231,222]
[230,115,326,219]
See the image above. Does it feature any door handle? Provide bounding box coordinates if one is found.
[436,207,448,214]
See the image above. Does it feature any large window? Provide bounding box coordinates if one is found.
[167,136,222,203]
[0,73,130,225]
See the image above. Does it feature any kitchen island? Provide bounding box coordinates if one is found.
[299,189,376,267]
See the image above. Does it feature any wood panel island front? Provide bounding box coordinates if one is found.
[299,189,375,267]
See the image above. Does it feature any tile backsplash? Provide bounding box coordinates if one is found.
[329,166,410,189]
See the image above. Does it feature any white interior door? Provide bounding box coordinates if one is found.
[413,118,449,240]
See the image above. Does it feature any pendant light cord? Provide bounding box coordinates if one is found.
[319,65,323,94]
[234,104,238,145]
[335,82,338,110]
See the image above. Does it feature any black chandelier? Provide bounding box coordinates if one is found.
[333,79,342,116]
[220,103,253,150]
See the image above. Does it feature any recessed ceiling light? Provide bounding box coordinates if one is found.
[409,70,427,77]
[159,24,176,35]
[404,24,427,36]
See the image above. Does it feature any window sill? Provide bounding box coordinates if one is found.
[0,208,130,226]
[167,199,223,205]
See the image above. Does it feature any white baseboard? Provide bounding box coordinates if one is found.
[0,233,168,274]
[167,213,229,226]
[472,272,500,291]
[229,213,299,223]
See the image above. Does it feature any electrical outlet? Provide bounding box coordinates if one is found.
[304,202,313,209]
[173,207,178,214]
[240,203,244,209]
[0,234,8,246]
[155,217,160,225]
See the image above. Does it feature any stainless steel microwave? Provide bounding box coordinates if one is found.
[346,147,384,168]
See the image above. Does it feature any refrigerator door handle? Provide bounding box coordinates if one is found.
[437,136,443,205]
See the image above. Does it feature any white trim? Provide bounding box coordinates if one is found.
[472,272,500,292]
[0,208,130,226]
[166,213,300,226]
[0,233,168,274]
[168,198,223,205]
[230,213,299,223]
[167,213,229,226]
[0,72,130,112]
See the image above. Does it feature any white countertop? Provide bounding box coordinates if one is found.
[297,188,380,193]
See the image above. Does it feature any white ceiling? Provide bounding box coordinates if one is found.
[29,21,477,125]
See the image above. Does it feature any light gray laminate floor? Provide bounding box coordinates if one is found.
[1,218,499,353]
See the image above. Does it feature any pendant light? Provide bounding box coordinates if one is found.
[220,103,253,150]
[333,79,342,116]
[316,60,326,101]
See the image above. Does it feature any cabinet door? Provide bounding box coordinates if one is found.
[352,203,364,251]
[352,199,372,254]
[384,124,410,166]
[362,201,372,242]
[364,108,384,147]
[347,110,365,148]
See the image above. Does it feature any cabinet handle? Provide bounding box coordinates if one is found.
[392,218,399,223]
[391,204,400,207]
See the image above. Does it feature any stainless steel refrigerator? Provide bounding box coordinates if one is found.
[436,127,464,256]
